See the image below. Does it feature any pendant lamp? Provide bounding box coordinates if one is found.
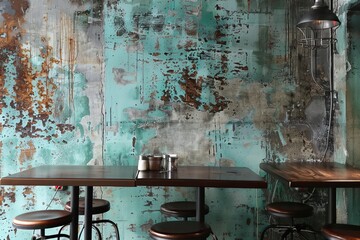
[297,0,340,30]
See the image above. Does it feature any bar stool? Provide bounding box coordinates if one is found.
[260,202,317,240]
[59,198,120,240]
[321,224,360,240]
[149,221,218,240]
[13,209,72,240]
[160,201,209,221]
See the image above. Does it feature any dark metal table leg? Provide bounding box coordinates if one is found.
[70,186,79,240]
[328,187,336,224]
[84,186,93,240]
[196,187,205,222]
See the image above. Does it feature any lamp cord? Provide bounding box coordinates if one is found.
[31,187,60,236]
[321,0,336,162]
[46,187,60,210]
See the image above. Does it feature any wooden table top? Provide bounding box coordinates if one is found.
[0,165,266,189]
[260,162,360,188]
[0,165,138,187]
[136,166,267,188]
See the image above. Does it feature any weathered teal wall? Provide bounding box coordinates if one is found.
[0,0,356,239]
[338,0,360,225]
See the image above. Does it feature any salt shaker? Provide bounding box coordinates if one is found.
[137,155,149,171]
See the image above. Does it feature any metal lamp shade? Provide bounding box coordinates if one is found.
[297,0,341,30]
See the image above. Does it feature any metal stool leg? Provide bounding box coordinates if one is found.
[60,219,119,240]
[61,219,119,240]
[32,232,70,240]
[281,227,294,240]
[296,225,319,240]
[78,224,102,240]
[261,224,276,240]
[210,229,218,240]
[93,219,120,240]
[261,224,291,240]
[92,225,102,240]
[279,225,319,240]
[57,225,67,236]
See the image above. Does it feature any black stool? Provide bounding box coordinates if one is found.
[13,210,72,240]
[260,202,317,240]
[59,198,120,240]
[321,224,360,240]
[149,221,217,240]
[160,201,209,221]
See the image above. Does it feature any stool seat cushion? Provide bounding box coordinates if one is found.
[160,201,209,218]
[13,210,72,230]
[266,202,314,218]
[322,224,360,240]
[65,198,110,215]
[149,221,211,240]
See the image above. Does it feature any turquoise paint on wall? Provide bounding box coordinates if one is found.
[1,0,353,239]
[102,1,286,238]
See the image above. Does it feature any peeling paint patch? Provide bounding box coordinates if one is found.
[140,219,153,232]
[0,187,16,206]
[17,141,36,164]
[127,223,136,232]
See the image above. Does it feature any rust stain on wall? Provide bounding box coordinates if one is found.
[17,141,36,165]
[4,1,33,115]
[0,2,29,49]
[178,65,230,113]
[0,1,78,141]
[22,186,34,196]
[22,187,36,206]
[67,37,76,105]
[0,1,29,117]
[37,39,60,120]
[0,187,16,206]
[179,65,202,109]
[56,124,75,134]
[0,67,8,115]
[185,19,197,36]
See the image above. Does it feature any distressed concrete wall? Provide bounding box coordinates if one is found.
[346,4,360,224]
[337,0,360,225]
[0,0,356,239]
[0,0,105,239]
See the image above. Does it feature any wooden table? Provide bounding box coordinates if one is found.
[136,166,267,222]
[1,165,266,239]
[260,161,360,224]
[0,165,138,240]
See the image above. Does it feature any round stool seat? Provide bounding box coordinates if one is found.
[149,221,212,240]
[161,201,209,218]
[13,210,72,230]
[266,202,314,218]
[65,198,110,215]
[322,224,360,240]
